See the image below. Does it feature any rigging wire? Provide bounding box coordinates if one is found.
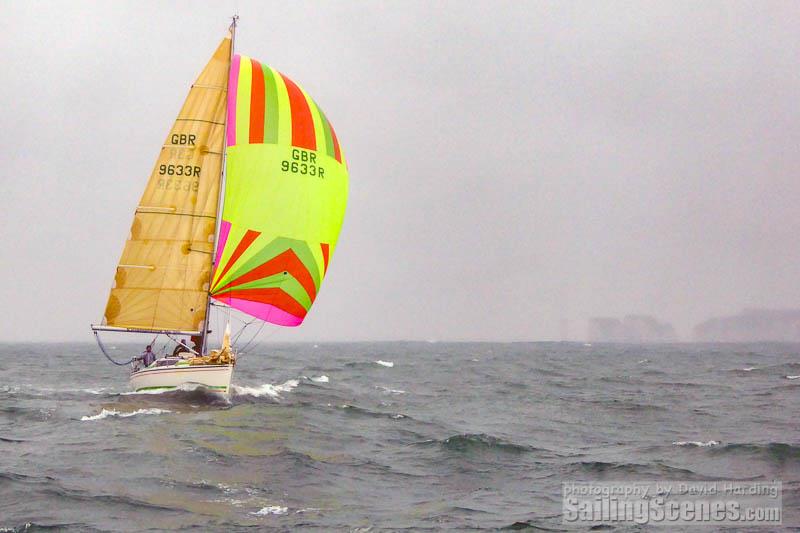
[95,332,161,367]
[94,331,135,366]
[232,317,258,344]
[237,321,268,354]
[207,300,280,356]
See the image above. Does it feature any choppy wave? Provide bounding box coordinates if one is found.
[0,522,93,532]
[438,433,535,454]
[673,440,720,447]
[376,385,406,394]
[375,360,394,367]
[0,385,112,398]
[588,398,668,412]
[251,505,288,516]
[786,375,800,380]
[709,442,800,461]
[81,388,109,395]
[567,461,698,477]
[310,375,329,383]
[231,379,299,398]
[0,472,57,485]
[337,403,408,420]
[80,408,172,421]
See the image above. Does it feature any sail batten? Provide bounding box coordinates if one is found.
[101,36,232,334]
[210,55,348,326]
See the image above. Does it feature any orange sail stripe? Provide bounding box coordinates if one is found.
[320,243,330,274]
[212,229,261,290]
[249,59,265,144]
[280,73,316,150]
[214,248,318,302]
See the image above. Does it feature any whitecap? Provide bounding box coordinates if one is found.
[376,385,406,394]
[82,388,108,395]
[786,375,800,380]
[251,505,288,516]
[232,379,299,398]
[310,375,329,383]
[375,360,394,367]
[742,367,756,371]
[81,408,171,421]
[673,440,719,447]
[210,497,246,507]
[216,482,235,493]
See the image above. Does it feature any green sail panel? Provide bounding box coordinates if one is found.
[210,54,348,326]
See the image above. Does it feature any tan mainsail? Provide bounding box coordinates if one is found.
[102,36,231,333]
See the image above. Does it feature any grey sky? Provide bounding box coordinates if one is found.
[1,1,798,342]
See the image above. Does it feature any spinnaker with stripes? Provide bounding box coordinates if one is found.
[210,54,348,326]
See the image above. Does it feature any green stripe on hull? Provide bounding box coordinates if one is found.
[134,385,229,392]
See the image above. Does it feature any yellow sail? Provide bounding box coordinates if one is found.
[101,36,231,334]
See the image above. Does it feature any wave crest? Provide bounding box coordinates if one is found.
[80,408,171,421]
[251,505,288,516]
[231,379,299,398]
[710,442,800,462]
[440,433,534,454]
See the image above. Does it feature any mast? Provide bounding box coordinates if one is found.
[201,15,238,356]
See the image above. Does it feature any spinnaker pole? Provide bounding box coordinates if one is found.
[201,15,238,356]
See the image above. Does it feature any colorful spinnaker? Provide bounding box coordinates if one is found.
[209,55,348,326]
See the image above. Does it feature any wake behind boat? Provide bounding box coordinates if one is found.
[90,16,349,394]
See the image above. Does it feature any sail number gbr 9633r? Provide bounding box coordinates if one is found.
[282,148,325,178]
[156,133,202,191]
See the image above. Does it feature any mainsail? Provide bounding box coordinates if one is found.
[209,55,349,326]
[99,36,232,334]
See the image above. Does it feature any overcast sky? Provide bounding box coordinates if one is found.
[1,1,798,342]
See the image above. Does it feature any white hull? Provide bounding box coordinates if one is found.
[129,364,234,394]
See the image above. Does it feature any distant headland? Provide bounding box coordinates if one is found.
[585,309,800,343]
[693,308,800,342]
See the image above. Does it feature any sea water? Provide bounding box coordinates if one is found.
[1,342,799,530]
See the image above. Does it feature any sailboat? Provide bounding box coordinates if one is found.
[91,18,348,394]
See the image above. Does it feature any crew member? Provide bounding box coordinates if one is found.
[142,345,156,367]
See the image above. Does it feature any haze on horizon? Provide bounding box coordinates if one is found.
[1,1,798,343]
